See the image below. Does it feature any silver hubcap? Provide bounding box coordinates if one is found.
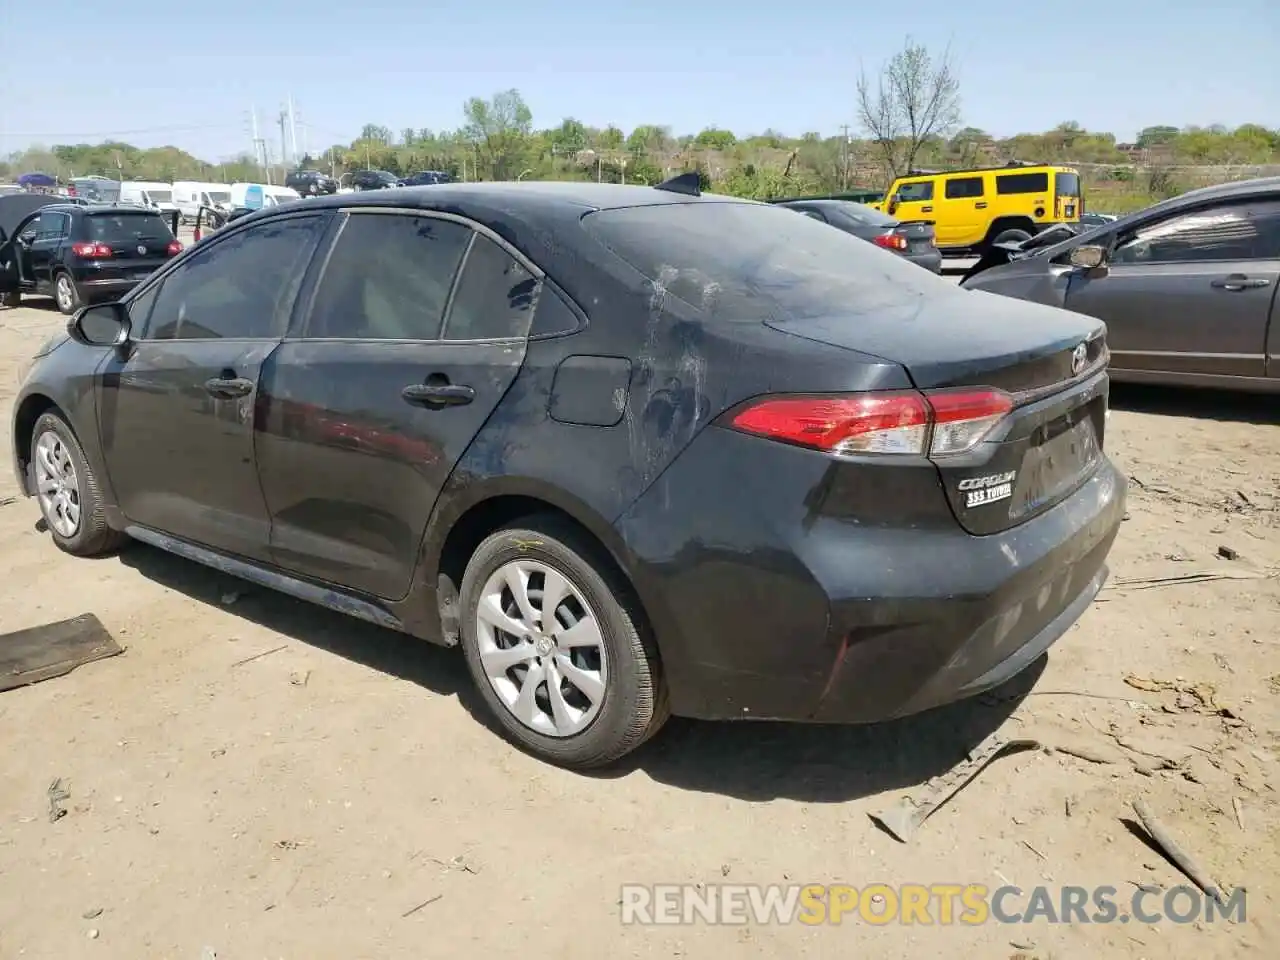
[56,276,73,310]
[476,559,608,737]
[34,431,81,537]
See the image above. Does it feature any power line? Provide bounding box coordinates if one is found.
[2,123,243,139]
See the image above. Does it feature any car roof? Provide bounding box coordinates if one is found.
[290,181,745,217]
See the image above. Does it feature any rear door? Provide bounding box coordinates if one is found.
[96,212,327,560]
[257,210,540,598]
[1064,198,1280,381]
[937,175,986,247]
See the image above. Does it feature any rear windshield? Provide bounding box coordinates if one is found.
[1055,173,1081,198]
[86,212,174,242]
[835,201,898,227]
[582,201,951,323]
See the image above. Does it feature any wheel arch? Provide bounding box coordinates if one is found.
[420,479,651,650]
[12,392,62,492]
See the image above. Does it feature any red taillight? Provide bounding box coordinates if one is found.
[166,240,183,256]
[71,242,112,259]
[873,233,908,252]
[727,388,1013,458]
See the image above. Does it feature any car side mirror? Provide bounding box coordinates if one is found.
[887,197,900,214]
[1069,244,1109,273]
[68,302,131,347]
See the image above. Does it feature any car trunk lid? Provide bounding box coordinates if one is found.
[764,289,1109,534]
[893,219,935,254]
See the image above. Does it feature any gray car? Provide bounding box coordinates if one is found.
[962,177,1280,393]
[774,199,943,272]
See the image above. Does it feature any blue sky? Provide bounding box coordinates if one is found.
[1,0,1276,162]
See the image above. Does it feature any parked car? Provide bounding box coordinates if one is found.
[402,170,453,187]
[773,198,942,272]
[172,181,233,222]
[0,201,181,313]
[871,162,1083,255]
[285,169,340,197]
[10,177,1124,767]
[1,183,27,196]
[119,180,178,216]
[962,176,1280,393]
[348,169,401,190]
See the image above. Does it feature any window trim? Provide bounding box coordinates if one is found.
[291,207,547,344]
[131,210,328,343]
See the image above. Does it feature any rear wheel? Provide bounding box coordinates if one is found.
[990,228,1032,248]
[458,517,669,768]
[30,411,127,557]
[53,272,81,316]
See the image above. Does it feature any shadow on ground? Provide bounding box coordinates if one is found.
[1110,382,1278,425]
[118,541,1038,804]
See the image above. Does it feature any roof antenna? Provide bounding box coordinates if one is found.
[654,171,701,197]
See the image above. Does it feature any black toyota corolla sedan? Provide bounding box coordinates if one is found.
[10,177,1125,768]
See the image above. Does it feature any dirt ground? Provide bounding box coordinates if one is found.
[0,292,1277,960]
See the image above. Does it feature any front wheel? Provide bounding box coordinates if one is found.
[30,411,128,556]
[53,272,81,316]
[458,518,669,768]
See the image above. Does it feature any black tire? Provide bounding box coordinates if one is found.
[1,290,20,308]
[991,228,1033,247]
[53,271,81,316]
[458,516,669,768]
[29,411,128,557]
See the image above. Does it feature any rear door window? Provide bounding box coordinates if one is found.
[86,213,174,242]
[303,212,471,340]
[944,177,985,199]
[1055,173,1081,198]
[583,201,950,323]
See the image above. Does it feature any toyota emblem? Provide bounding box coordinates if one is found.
[136,244,147,255]
[1071,342,1088,375]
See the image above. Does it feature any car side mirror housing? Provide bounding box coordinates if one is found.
[68,302,131,347]
[1069,244,1108,271]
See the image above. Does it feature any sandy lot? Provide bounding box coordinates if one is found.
[0,294,1277,960]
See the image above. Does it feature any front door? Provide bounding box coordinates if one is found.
[96,213,327,559]
[28,210,70,290]
[257,210,539,599]
[1065,199,1280,380]
[889,180,935,227]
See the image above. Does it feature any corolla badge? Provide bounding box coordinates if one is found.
[1071,342,1088,376]
[136,245,147,255]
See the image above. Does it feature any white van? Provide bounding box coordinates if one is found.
[119,180,178,214]
[230,183,302,209]
[172,181,233,221]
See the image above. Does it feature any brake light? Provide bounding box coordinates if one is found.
[727,388,1013,457]
[166,240,183,256]
[71,242,112,259]
[873,233,908,251]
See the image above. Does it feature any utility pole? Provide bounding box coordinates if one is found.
[840,124,851,190]
[250,105,267,172]
[288,94,300,164]
[278,107,290,171]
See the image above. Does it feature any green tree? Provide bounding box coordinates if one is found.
[462,89,533,180]
[856,37,961,177]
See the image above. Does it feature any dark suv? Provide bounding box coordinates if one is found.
[348,169,401,191]
[402,170,453,186]
[285,169,339,197]
[0,203,181,314]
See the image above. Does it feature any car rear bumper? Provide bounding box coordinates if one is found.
[904,249,942,273]
[616,426,1126,724]
[77,277,141,301]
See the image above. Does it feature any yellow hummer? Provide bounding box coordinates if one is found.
[873,162,1083,255]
